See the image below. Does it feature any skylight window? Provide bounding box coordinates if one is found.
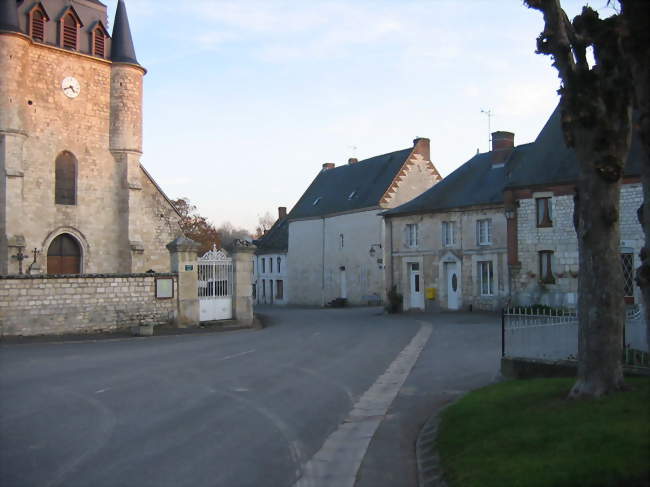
[313,197,322,206]
[348,190,357,200]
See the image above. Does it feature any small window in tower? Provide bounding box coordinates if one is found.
[31,9,47,42]
[94,27,106,58]
[62,12,80,50]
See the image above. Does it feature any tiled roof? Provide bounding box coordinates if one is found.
[289,148,413,220]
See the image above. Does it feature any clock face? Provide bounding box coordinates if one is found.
[62,77,80,98]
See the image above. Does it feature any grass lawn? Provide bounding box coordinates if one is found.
[437,378,650,487]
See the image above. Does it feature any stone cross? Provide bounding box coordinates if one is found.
[12,247,26,275]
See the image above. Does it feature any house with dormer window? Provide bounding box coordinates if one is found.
[286,138,441,306]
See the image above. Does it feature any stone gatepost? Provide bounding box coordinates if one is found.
[167,236,201,327]
[230,240,256,326]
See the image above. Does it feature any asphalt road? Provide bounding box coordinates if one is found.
[0,307,500,487]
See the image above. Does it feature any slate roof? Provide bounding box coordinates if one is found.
[253,217,288,254]
[384,104,645,218]
[289,148,414,220]
[383,144,533,217]
[0,0,21,33]
[111,0,139,66]
[506,105,643,189]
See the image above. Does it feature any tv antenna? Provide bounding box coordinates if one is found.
[481,109,493,152]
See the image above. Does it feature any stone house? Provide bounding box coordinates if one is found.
[287,138,441,306]
[505,106,645,308]
[383,132,531,311]
[0,0,181,276]
[253,207,288,305]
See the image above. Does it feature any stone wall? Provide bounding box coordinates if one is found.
[0,33,181,275]
[513,183,643,307]
[386,205,508,312]
[0,273,177,337]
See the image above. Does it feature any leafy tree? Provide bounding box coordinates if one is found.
[171,197,221,255]
[524,0,648,397]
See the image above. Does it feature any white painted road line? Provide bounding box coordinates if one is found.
[293,324,433,487]
[217,349,256,362]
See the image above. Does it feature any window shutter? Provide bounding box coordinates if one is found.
[487,220,492,243]
[476,221,480,245]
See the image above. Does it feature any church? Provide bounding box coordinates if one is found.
[0,0,181,275]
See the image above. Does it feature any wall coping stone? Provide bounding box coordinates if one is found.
[0,273,177,280]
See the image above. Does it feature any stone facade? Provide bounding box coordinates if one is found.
[511,183,643,307]
[0,2,181,276]
[386,206,508,312]
[0,273,177,336]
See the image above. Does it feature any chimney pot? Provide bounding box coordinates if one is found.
[491,131,514,165]
[348,157,358,165]
[322,163,335,170]
[278,206,287,219]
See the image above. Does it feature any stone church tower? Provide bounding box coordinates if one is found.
[0,0,181,275]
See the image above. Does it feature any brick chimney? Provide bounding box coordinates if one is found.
[412,137,430,161]
[322,163,335,171]
[278,206,287,219]
[348,157,358,165]
[491,131,514,166]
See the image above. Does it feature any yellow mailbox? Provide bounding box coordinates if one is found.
[426,287,436,300]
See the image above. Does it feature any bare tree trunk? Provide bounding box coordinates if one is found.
[621,0,650,353]
[526,0,633,397]
[572,129,627,396]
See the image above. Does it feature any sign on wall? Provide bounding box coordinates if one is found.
[156,277,174,299]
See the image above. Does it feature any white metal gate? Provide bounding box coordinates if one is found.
[198,245,233,321]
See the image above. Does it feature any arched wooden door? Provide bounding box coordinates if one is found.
[47,234,81,274]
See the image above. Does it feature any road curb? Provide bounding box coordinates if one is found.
[415,405,450,487]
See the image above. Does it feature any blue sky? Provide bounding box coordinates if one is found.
[103,0,612,231]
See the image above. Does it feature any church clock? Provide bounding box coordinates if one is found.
[62,77,80,98]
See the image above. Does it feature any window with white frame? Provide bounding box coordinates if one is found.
[478,261,494,296]
[442,221,456,247]
[277,257,281,274]
[262,258,266,273]
[406,224,418,248]
[270,257,273,273]
[476,219,492,245]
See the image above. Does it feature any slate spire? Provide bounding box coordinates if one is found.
[111,0,140,65]
[0,0,21,34]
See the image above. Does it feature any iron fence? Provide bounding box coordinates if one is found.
[502,306,648,361]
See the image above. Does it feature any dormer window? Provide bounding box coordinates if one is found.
[28,3,50,42]
[60,8,83,51]
[91,23,110,59]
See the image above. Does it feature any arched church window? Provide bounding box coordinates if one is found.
[47,234,81,274]
[55,151,77,205]
[62,12,79,50]
[29,6,49,43]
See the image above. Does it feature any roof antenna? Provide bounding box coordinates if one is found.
[480,109,493,152]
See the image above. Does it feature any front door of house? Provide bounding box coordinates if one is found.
[409,263,424,309]
[447,262,459,310]
[340,268,347,299]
